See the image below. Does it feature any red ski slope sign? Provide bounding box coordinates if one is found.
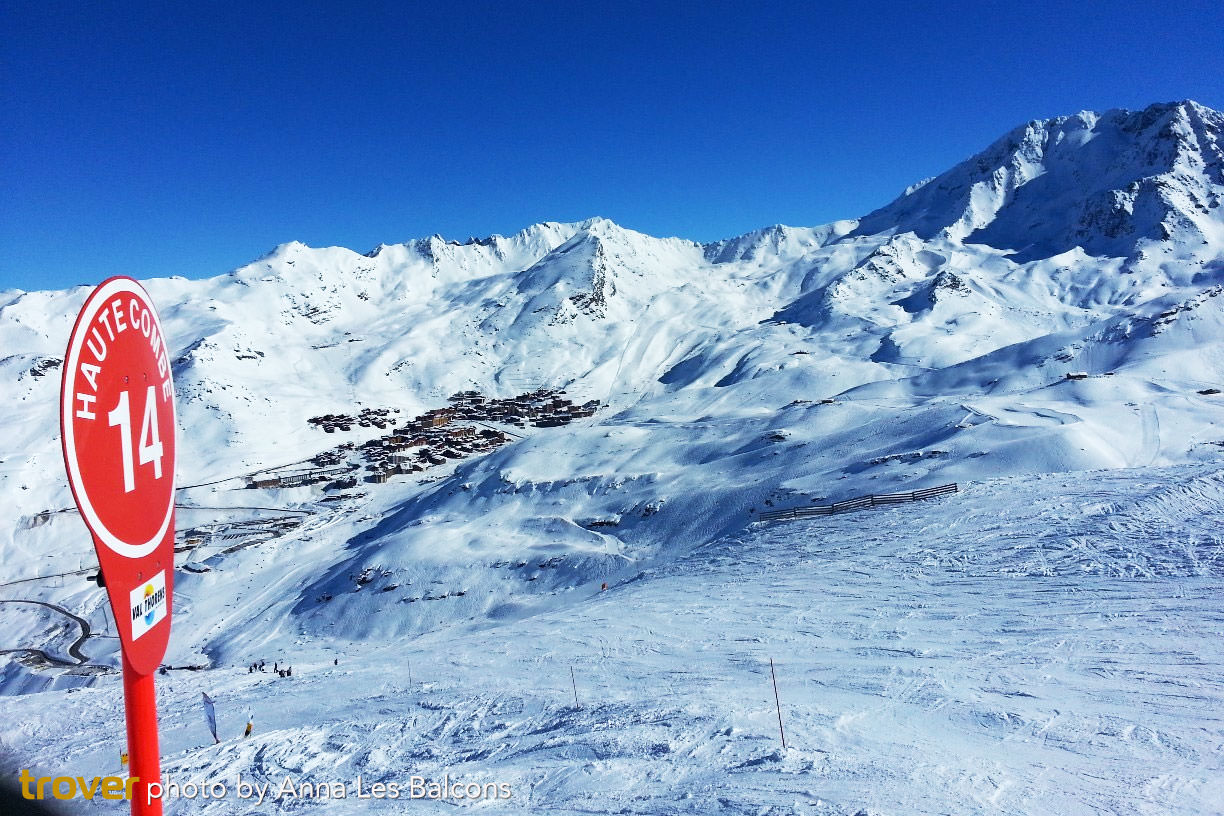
[61,276,176,674]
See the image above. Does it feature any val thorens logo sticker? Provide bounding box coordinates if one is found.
[129,570,167,640]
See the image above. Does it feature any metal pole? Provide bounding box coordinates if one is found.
[570,666,580,710]
[101,595,114,637]
[122,659,163,815]
[770,657,787,750]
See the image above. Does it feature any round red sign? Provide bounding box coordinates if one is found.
[60,276,176,674]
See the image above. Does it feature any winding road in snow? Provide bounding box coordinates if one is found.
[0,598,97,668]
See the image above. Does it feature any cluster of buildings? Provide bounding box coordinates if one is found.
[247,466,350,490]
[443,389,599,426]
[361,390,600,483]
[249,389,601,489]
[362,424,509,482]
[307,407,398,433]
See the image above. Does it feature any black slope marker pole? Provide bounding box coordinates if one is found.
[770,657,787,750]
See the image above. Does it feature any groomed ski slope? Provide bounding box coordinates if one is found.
[3,463,1221,815]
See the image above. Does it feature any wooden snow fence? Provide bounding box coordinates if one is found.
[757,483,958,523]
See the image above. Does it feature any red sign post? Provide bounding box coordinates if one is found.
[60,277,176,816]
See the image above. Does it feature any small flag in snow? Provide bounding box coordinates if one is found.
[201,692,219,744]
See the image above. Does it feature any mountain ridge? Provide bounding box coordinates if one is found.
[853,99,1224,259]
[3,97,1224,660]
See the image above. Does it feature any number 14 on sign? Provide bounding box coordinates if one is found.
[107,386,164,493]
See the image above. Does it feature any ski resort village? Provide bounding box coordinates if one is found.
[3,100,1224,815]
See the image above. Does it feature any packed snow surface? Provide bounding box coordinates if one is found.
[3,468,1223,815]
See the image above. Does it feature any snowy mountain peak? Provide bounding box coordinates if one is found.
[508,218,707,325]
[362,219,611,261]
[703,222,856,265]
[854,99,1224,262]
[245,239,312,268]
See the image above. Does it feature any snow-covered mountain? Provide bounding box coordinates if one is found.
[855,100,1224,258]
[3,100,1224,815]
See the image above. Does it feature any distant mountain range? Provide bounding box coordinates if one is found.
[3,98,1224,645]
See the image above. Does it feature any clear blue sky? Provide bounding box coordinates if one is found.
[2,1,1221,291]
